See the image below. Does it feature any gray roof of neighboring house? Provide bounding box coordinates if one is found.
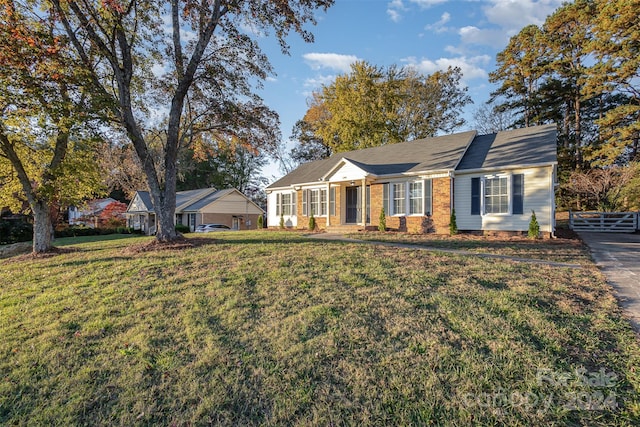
[127,188,259,214]
[456,124,557,171]
[268,125,557,189]
[268,130,477,188]
[129,191,154,212]
[175,188,218,211]
[181,188,236,212]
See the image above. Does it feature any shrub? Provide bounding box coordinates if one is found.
[378,208,386,232]
[528,210,540,239]
[449,209,458,235]
[308,213,316,231]
[257,214,264,229]
[175,224,190,233]
[0,220,33,245]
[279,214,285,229]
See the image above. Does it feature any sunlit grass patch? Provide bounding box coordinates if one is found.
[0,231,638,425]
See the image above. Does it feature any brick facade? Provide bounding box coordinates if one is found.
[289,178,451,234]
[431,177,452,234]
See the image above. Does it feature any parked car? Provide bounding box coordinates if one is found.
[194,223,233,233]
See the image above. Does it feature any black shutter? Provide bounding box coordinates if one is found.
[383,183,389,215]
[513,174,524,215]
[471,177,480,215]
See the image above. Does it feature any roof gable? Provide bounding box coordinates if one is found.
[456,124,557,171]
[127,191,153,212]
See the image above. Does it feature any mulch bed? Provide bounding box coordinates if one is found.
[124,236,215,254]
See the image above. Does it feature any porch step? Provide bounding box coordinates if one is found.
[326,224,366,233]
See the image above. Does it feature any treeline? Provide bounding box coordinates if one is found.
[488,0,639,210]
[489,0,639,169]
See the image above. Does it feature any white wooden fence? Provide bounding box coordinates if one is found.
[569,211,639,232]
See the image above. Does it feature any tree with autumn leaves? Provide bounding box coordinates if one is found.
[49,0,333,244]
[0,1,104,253]
[288,61,471,162]
[2,0,333,250]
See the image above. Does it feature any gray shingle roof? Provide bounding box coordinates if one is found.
[268,130,477,188]
[268,125,557,189]
[456,124,557,171]
[181,188,235,211]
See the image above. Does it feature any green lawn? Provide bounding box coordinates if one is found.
[1,231,639,425]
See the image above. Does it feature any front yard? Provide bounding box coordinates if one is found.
[1,231,638,425]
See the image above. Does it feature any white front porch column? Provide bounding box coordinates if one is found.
[361,178,367,225]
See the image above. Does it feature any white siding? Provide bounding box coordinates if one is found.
[267,191,297,228]
[455,166,554,233]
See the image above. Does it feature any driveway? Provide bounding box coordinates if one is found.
[579,232,640,333]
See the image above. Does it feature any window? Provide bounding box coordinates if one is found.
[310,189,319,215]
[484,176,509,214]
[277,192,296,216]
[409,181,423,215]
[471,174,524,216]
[393,183,405,215]
[282,193,292,215]
[304,189,328,216]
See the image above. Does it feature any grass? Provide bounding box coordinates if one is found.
[1,231,639,425]
[346,231,593,264]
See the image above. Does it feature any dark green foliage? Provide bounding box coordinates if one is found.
[378,208,386,232]
[308,213,316,231]
[257,215,264,229]
[528,210,540,239]
[449,209,458,235]
[279,214,285,230]
[0,220,33,244]
[175,224,191,234]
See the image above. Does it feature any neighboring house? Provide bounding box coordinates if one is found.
[68,198,118,228]
[126,188,264,235]
[266,124,558,236]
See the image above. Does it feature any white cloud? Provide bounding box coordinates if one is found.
[388,0,448,22]
[303,53,359,73]
[426,12,451,33]
[401,55,491,83]
[303,74,337,89]
[386,0,406,23]
[409,0,449,7]
[450,0,564,50]
[458,25,508,49]
[484,0,563,30]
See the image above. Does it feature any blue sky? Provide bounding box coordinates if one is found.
[255,0,565,180]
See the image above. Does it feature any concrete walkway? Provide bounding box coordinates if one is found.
[304,233,583,268]
[578,232,640,333]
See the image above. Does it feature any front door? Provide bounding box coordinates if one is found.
[345,186,361,224]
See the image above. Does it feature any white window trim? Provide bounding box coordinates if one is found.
[307,188,328,217]
[278,191,296,216]
[392,182,406,216]
[389,180,428,217]
[481,174,512,216]
[409,180,424,216]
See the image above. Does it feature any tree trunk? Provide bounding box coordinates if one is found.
[32,200,53,253]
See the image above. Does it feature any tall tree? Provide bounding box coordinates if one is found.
[50,0,333,243]
[0,1,103,253]
[489,25,548,128]
[297,61,471,154]
[587,0,640,165]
